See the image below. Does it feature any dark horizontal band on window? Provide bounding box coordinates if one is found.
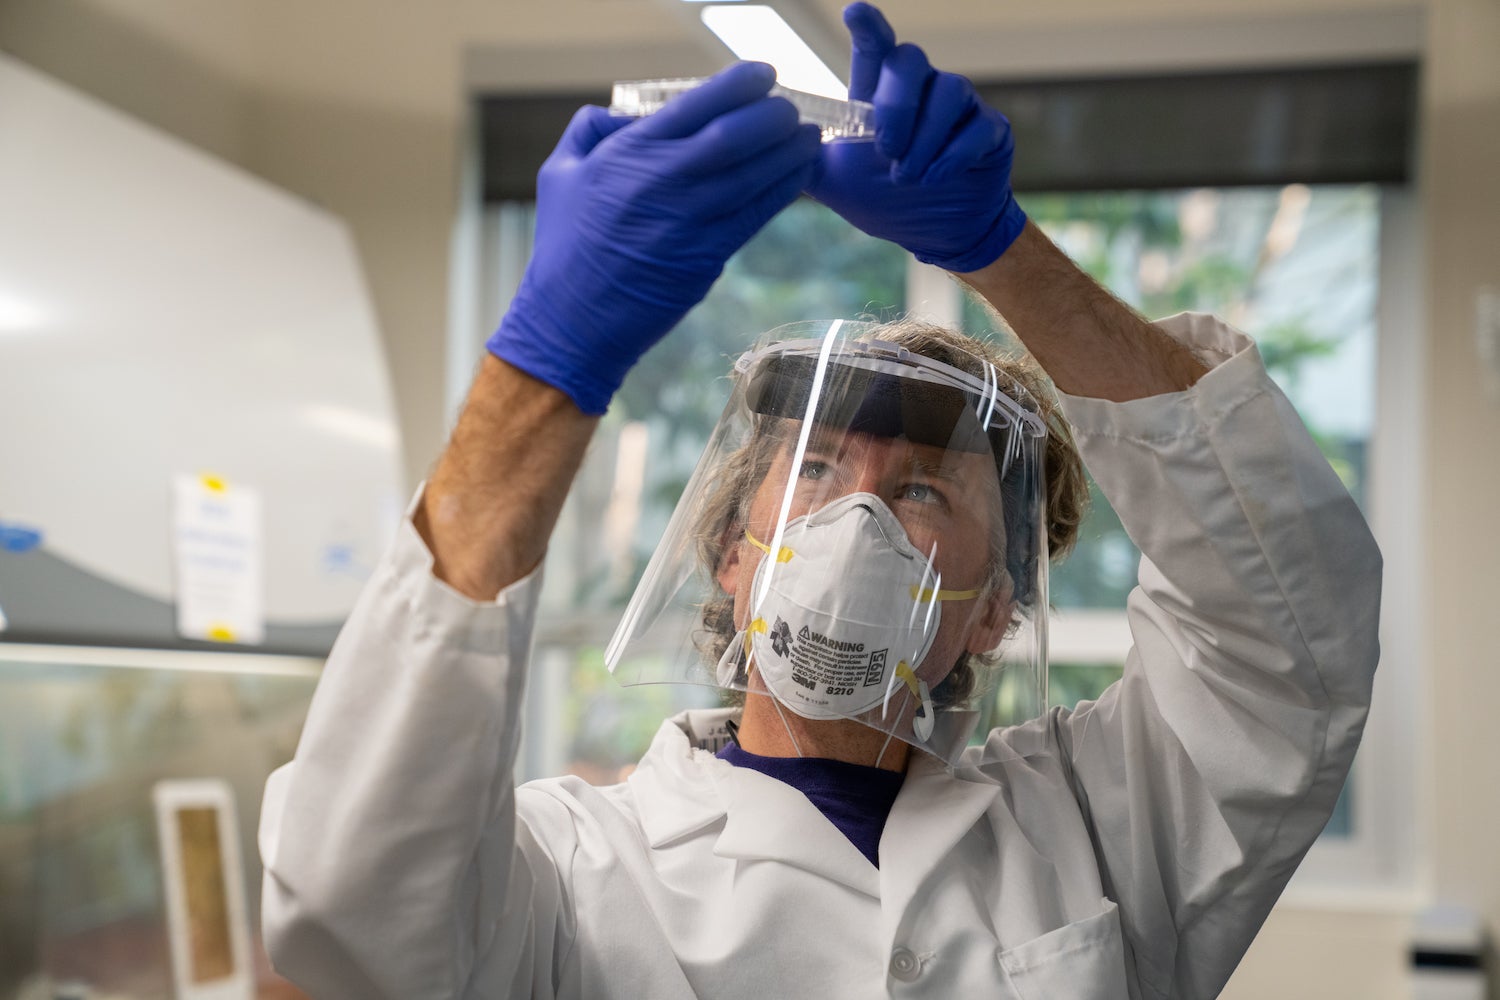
[476,61,1416,203]
[1410,949,1483,970]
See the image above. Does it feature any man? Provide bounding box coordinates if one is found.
[650,314,1078,770]
[259,5,1381,998]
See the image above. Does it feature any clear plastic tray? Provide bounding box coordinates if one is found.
[610,78,875,142]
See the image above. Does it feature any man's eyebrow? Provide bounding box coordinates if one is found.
[789,429,980,484]
[908,456,968,485]
[801,425,845,452]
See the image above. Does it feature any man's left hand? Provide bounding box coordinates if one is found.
[807,2,1027,274]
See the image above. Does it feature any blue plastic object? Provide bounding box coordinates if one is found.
[0,521,43,553]
[487,62,822,415]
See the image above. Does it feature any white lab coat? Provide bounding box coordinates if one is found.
[259,314,1381,1000]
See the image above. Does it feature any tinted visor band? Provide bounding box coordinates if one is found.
[743,353,1011,456]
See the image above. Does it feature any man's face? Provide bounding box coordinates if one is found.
[715,422,1014,686]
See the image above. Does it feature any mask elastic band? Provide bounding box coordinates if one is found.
[883,659,933,713]
[744,529,795,563]
[910,583,980,603]
[742,618,766,659]
[877,661,936,745]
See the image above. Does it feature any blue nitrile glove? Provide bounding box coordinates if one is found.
[806,2,1028,273]
[486,62,821,415]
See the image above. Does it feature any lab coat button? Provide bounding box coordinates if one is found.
[889,947,920,982]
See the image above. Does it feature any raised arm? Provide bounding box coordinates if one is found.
[418,358,596,600]
[425,64,821,599]
[808,5,1379,996]
[809,2,1205,402]
[956,222,1207,401]
[260,64,820,998]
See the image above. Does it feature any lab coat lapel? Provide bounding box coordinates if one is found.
[879,752,1001,922]
[630,712,734,848]
[712,760,882,899]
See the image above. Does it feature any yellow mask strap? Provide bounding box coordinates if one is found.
[744,617,768,657]
[891,660,937,744]
[745,529,795,564]
[747,530,974,604]
[894,660,923,698]
[910,583,981,603]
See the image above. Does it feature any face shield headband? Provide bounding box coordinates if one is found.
[736,334,1042,473]
[606,319,1051,767]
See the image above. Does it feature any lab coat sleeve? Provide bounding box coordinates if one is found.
[1051,313,1381,999]
[258,501,572,999]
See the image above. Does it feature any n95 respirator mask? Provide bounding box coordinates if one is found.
[715,492,980,743]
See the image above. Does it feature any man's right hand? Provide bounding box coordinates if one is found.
[486,62,821,416]
[807,3,1027,274]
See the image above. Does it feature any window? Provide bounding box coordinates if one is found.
[462,179,1386,769]
[458,90,1418,896]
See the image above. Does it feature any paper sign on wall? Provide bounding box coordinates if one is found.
[172,474,264,645]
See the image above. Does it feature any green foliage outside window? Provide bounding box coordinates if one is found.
[538,185,1378,786]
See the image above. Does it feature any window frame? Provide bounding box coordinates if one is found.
[451,181,1423,900]
[905,188,1424,900]
[1274,185,1422,904]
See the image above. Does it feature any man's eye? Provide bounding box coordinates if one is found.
[900,482,941,504]
[799,460,829,480]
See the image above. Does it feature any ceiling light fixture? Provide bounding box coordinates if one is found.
[698,5,847,100]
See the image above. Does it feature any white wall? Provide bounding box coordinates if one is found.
[1421,0,1500,976]
[3,0,1497,995]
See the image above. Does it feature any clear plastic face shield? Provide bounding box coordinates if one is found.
[606,320,1049,766]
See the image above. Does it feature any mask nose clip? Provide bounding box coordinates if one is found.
[842,496,901,548]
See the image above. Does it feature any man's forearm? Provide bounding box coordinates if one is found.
[415,355,598,600]
[958,221,1208,402]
